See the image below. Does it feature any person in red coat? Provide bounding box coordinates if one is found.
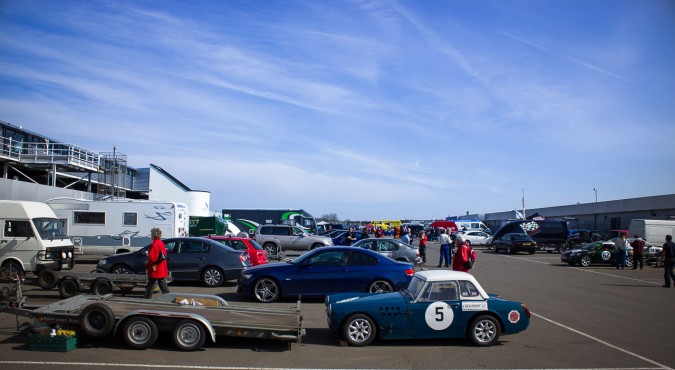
[452,235,473,273]
[144,227,170,298]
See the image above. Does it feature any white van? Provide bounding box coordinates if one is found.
[0,200,75,275]
[628,219,675,246]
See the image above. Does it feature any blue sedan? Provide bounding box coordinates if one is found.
[325,270,530,346]
[237,246,415,303]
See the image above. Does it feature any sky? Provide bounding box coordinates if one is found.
[1,0,674,221]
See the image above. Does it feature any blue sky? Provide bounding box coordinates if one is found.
[1,0,674,221]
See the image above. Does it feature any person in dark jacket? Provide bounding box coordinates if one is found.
[662,235,675,288]
[631,235,645,270]
[144,227,170,298]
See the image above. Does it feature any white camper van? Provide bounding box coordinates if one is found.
[45,198,189,256]
[0,200,75,275]
[628,219,675,246]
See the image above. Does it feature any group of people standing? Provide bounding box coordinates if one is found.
[416,228,475,273]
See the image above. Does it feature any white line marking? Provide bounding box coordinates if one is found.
[532,312,672,369]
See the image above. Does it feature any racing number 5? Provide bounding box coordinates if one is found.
[435,306,444,321]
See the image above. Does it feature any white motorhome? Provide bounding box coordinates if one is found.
[45,198,189,256]
[628,219,675,246]
[0,200,75,275]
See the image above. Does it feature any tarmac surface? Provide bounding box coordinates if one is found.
[1,240,673,369]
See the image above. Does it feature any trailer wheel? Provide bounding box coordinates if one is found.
[92,279,113,296]
[173,319,206,351]
[80,303,115,338]
[38,269,58,290]
[59,278,79,298]
[122,316,158,350]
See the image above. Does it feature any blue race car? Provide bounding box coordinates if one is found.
[325,270,530,347]
[237,246,415,303]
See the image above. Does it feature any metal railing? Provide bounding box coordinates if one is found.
[0,136,101,172]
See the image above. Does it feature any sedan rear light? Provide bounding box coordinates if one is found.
[404,268,415,277]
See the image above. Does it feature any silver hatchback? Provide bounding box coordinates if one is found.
[352,238,422,265]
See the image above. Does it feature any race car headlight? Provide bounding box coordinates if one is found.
[61,252,67,259]
[68,252,73,258]
[241,273,253,281]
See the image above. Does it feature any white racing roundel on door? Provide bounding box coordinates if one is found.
[425,301,454,330]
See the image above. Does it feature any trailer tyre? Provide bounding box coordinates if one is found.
[80,303,115,338]
[38,269,58,290]
[173,319,206,351]
[92,279,113,296]
[59,278,79,298]
[122,316,158,349]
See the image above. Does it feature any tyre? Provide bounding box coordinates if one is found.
[625,257,634,268]
[253,278,280,303]
[80,302,115,338]
[201,267,224,287]
[368,280,393,293]
[468,315,501,346]
[310,243,323,250]
[112,265,133,274]
[173,319,206,351]
[342,314,376,347]
[3,260,24,277]
[506,246,512,254]
[37,269,58,290]
[92,279,113,296]
[580,255,591,267]
[263,243,278,256]
[122,316,158,350]
[58,278,79,298]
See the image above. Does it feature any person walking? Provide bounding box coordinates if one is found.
[631,234,645,270]
[437,229,452,268]
[615,233,627,270]
[662,235,675,288]
[418,230,427,265]
[452,235,472,272]
[144,227,170,298]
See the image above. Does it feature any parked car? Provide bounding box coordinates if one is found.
[96,237,251,287]
[457,231,491,246]
[201,235,268,266]
[491,220,568,253]
[492,233,537,254]
[561,241,634,268]
[255,224,333,256]
[237,246,415,303]
[351,238,421,265]
[325,270,530,347]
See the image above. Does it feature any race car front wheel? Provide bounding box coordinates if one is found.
[468,315,500,346]
[343,314,376,347]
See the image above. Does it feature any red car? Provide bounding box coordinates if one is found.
[202,236,269,266]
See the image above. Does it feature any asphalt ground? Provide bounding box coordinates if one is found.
[0,241,673,370]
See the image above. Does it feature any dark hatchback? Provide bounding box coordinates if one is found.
[561,241,633,268]
[96,237,251,287]
[237,246,415,303]
[492,233,537,254]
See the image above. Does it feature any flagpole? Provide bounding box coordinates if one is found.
[522,188,526,219]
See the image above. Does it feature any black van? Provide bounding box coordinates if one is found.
[490,220,569,253]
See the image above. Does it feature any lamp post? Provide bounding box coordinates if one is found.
[593,188,598,230]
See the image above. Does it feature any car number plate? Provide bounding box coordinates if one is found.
[62,263,69,268]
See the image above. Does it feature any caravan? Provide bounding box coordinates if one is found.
[46,198,189,256]
[0,200,75,275]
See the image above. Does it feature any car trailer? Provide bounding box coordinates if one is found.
[34,269,165,298]
[1,276,304,351]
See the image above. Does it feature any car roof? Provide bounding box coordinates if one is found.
[414,270,489,298]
